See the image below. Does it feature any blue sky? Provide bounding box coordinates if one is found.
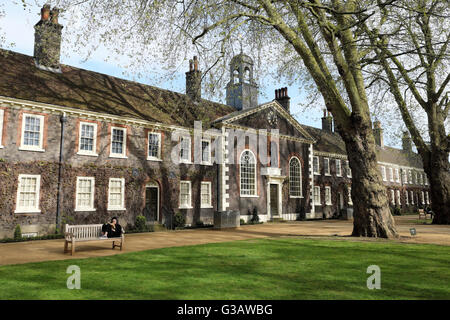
[0,1,345,133]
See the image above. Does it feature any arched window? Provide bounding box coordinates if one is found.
[289,157,302,197]
[240,150,256,196]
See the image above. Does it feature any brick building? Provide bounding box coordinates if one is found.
[0,6,430,237]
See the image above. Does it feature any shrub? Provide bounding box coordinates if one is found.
[251,208,259,224]
[14,225,21,240]
[135,215,147,232]
[240,219,245,225]
[393,206,402,216]
[173,212,186,229]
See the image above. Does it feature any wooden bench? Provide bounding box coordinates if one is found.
[64,224,124,255]
[418,209,431,220]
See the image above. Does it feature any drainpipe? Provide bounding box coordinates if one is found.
[55,112,67,233]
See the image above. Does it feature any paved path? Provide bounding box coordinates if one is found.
[0,216,448,266]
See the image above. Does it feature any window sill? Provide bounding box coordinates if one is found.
[201,205,214,209]
[107,207,126,211]
[74,208,96,212]
[180,160,193,164]
[19,147,45,153]
[240,195,259,198]
[201,162,213,166]
[289,196,304,199]
[147,157,163,162]
[109,154,128,159]
[77,151,98,157]
[179,206,193,209]
[14,209,41,214]
[313,173,320,176]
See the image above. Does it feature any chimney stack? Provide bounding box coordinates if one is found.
[402,131,412,153]
[186,56,202,101]
[275,87,290,113]
[34,5,63,72]
[373,120,384,148]
[321,109,333,132]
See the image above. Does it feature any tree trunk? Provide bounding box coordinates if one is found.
[424,149,450,224]
[340,114,399,238]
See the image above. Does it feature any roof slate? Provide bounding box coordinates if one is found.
[0,50,234,127]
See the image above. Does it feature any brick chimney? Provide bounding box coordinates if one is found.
[373,120,384,148]
[186,56,202,101]
[321,109,333,132]
[275,87,290,113]
[402,131,412,153]
[34,5,63,72]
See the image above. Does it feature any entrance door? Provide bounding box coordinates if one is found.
[270,184,279,217]
[144,186,159,222]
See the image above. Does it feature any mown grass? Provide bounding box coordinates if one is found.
[0,237,449,299]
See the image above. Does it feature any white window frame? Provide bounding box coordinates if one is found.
[324,158,330,176]
[240,149,258,197]
[421,191,425,205]
[313,156,320,175]
[313,186,321,205]
[200,181,213,208]
[335,159,342,177]
[405,190,409,205]
[426,191,429,204]
[75,177,96,211]
[410,190,414,205]
[396,190,401,206]
[15,174,41,213]
[0,109,4,148]
[19,113,45,152]
[402,169,407,184]
[408,170,412,184]
[395,168,400,183]
[389,167,394,182]
[180,136,192,164]
[179,180,192,209]
[147,132,162,161]
[201,139,212,165]
[77,122,98,157]
[390,189,395,205]
[107,178,126,211]
[325,186,332,205]
[289,157,303,198]
[381,166,387,181]
[109,126,127,158]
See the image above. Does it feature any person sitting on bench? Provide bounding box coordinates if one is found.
[101,217,123,238]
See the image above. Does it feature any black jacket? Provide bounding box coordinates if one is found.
[102,223,122,238]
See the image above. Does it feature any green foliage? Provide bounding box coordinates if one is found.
[173,212,186,229]
[390,206,402,216]
[240,219,245,225]
[1,233,64,243]
[250,207,259,224]
[135,215,147,232]
[13,225,21,239]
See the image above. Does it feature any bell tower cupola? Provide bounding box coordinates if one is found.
[226,53,258,110]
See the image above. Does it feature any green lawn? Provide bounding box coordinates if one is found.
[0,238,449,299]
